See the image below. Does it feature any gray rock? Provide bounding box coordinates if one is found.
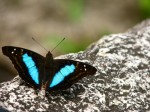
[1,19,150,112]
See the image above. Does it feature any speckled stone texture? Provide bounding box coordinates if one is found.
[1,19,150,112]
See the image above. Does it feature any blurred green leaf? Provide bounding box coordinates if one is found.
[66,0,84,22]
[138,0,150,18]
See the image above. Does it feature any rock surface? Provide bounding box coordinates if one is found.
[0,19,150,112]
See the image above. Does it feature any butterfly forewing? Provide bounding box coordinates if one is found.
[2,46,44,89]
[47,59,97,91]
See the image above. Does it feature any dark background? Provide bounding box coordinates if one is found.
[0,0,149,83]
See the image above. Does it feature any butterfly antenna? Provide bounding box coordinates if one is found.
[32,37,48,52]
[51,38,65,52]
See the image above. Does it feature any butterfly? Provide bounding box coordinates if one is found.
[2,46,97,93]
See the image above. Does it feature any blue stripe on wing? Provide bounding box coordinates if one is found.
[50,64,75,88]
[22,53,39,84]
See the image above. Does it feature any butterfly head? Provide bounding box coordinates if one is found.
[45,51,53,61]
[44,51,54,69]
[45,51,53,62]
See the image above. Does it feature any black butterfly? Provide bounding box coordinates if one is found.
[2,46,97,93]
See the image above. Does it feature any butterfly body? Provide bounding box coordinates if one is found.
[2,46,97,93]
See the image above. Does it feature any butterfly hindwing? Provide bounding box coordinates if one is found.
[2,46,44,89]
[48,59,97,91]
